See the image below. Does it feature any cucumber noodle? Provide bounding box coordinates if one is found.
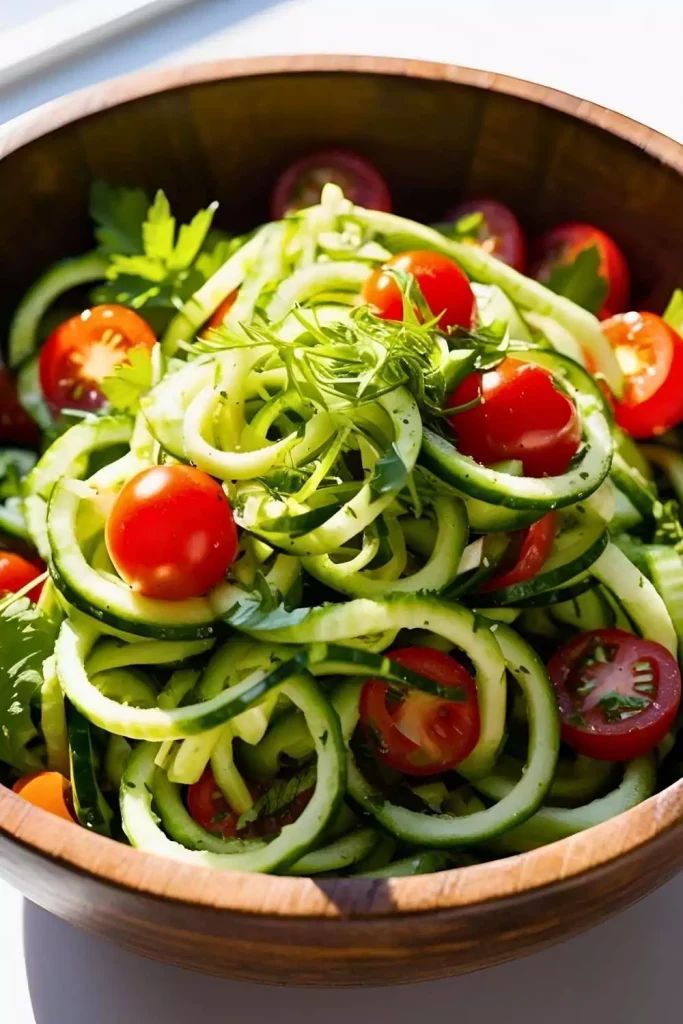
[4,182,681,877]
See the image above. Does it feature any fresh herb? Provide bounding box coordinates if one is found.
[653,499,683,551]
[369,443,408,499]
[598,689,650,722]
[91,182,227,314]
[237,764,316,829]
[0,598,59,773]
[663,288,683,336]
[99,346,153,413]
[544,244,607,316]
[0,449,37,501]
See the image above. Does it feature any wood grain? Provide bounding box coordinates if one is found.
[1,55,683,986]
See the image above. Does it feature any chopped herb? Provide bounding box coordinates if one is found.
[598,690,650,722]
[544,243,607,316]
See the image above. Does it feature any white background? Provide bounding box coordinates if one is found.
[2,1,683,1020]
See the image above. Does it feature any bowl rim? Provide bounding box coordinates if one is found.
[2,53,683,921]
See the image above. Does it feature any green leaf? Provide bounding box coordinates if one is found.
[169,203,218,271]
[545,244,607,315]
[597,689,650,722]
[142,191,176,262]
[0,598,58,773]
[237,765,316,829]
[0,449,37,501]
[90,180,150,256]
[369,443,408,498]
[99,346,153,413]
[663,289,683,336]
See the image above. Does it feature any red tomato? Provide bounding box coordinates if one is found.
[443,199,526,271]
[105,465,238,600]
[0,368,40,447]
[0,551,45,602]
[530,222,630,319]
[362,250,475,332]
[271,149,391,219]
[359,647,480,776]
[13,771,74,822]
[187,768,311,839]
[39,304,156,414]
[548,629,681,760]
[204,290,238,334]
[447,357,581,477]
[601,312,683,438]
[481,513,556,592]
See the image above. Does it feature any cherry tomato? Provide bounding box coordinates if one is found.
[0,551,45,602]
[600,311,683,438]
[530,222,630,319]
[0,368,41,447]
[548,628,681,760]
[203,290,238,334]
[105,465,238,601]
[271,149,391,219]
[362,250,475,331]
[359,647,480,776]
[481,513,556,592]
[13,771,75,822]
[187,767,311,839]
[39,304,156,414]
[447,357,581,477]
[443,199,526,271]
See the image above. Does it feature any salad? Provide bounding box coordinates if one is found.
[1,148,683,879]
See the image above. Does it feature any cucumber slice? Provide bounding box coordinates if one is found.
[591,543,677,654]
[122,671,346,873]
[9,251,109,367]
[644,545,683,653]
[67,701,113,837]
[288,828,380,875]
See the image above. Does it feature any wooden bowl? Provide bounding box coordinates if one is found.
[2,56,683,988]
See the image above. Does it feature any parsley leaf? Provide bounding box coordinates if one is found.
[90,180,150,255]
[663,289,683,336]
[545,244,607,316]
[99,346,153,413]
[92,184,219,313]
[0,598,58,773]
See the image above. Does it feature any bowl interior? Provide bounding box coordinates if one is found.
[2,60,683,335]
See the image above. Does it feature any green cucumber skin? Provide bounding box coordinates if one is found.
[67,701,113,837]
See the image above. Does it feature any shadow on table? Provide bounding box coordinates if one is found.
[23,873,680,1024]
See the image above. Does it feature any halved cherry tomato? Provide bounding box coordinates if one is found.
[0,368,41,447]
[39,304,156,414]
[187,767,311,839]
[203,290,238,334]
[447,357,581,477]
[0,551,45,602]
[105,465,238,600]
[530,222,630,319]
[13,771,75,822]
[548,628,681,761]
[601,311,683,438]
[271,148,391,219]
[443,199,526,271]
[362,250,475,331]
[359,647,480,776]
[481,513,556,592]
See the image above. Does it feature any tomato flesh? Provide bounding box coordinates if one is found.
[531,222,630,319]
[0,551,45,602]
[271,148,391,219]
[0,368,40,447]
[204,290,238,333]
[548,628,681,761]
[443,198,526,271]
[359,647,480,776]
[481,513,556,592]
[39,304,156,414]
[105,465,238,600]
[447,357,581,477]
[362,250,475,332]
[187,767,311,839]
[601,311,683,438]
[13,771,74,822]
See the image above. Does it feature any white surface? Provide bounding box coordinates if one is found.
[2,0,683,1020]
